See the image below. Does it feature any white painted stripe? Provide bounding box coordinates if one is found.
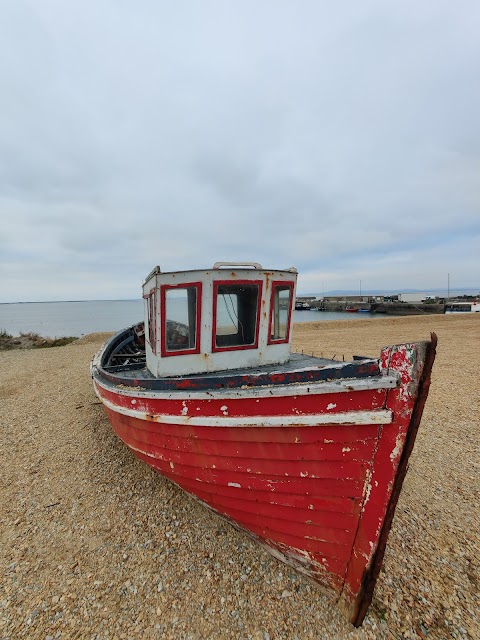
[92,371,398,402]
[98,394,393,427]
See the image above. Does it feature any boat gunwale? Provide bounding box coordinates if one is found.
[92,372,399,401]
[92,326,394,393]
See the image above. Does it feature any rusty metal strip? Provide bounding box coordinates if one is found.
[97,359,381,391]
[97,394,393,428]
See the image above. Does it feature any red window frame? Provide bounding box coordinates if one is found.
[212,279,263,353]
[268,281,295,345]
[143,288,157,354]
[160,282,202,357]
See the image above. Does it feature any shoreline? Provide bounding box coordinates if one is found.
[1,315,478,639]
[0,300,448,341]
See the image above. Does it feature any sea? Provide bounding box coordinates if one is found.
[0,299,380,338]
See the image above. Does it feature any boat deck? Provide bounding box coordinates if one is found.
[115,353,345,377]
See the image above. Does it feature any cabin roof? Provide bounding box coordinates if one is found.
[143,264,297,284]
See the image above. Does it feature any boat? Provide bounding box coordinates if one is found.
[91,262,436,626]
[445,301,480,313]
[295,300,311,310]
[345,307,359,313]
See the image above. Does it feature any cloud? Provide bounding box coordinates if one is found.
[0,0,479,301]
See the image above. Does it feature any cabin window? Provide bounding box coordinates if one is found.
[145,289,157,354]
[269,282,294,344]
[160,283,202,357]
[213,280,262,351]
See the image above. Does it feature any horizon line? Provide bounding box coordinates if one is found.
[1,286,479,305]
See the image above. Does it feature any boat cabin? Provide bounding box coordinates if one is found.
[142,262,297,377]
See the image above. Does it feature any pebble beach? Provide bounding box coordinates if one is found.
[1,314,478,640]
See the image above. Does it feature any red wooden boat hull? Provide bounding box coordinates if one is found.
[92,334,436,625]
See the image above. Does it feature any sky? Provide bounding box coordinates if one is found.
[1,1,479,302]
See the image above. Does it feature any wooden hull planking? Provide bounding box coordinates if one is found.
[92,334,436,625]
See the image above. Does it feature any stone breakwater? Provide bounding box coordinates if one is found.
[0,315,478,639]
[310,301,446,315]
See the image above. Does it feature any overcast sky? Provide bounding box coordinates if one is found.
[1,1,479,302]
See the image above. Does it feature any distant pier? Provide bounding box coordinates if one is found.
[307,301,445,315]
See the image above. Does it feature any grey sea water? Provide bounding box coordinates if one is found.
[0,299,378,338]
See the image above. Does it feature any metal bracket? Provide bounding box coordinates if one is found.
[213,262,263,269]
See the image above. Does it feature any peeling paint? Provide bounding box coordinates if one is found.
[361,469,373,511]
[228,482,241,488]
[389,433,404,463]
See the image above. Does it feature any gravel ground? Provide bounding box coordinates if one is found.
[1,315,478,640]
